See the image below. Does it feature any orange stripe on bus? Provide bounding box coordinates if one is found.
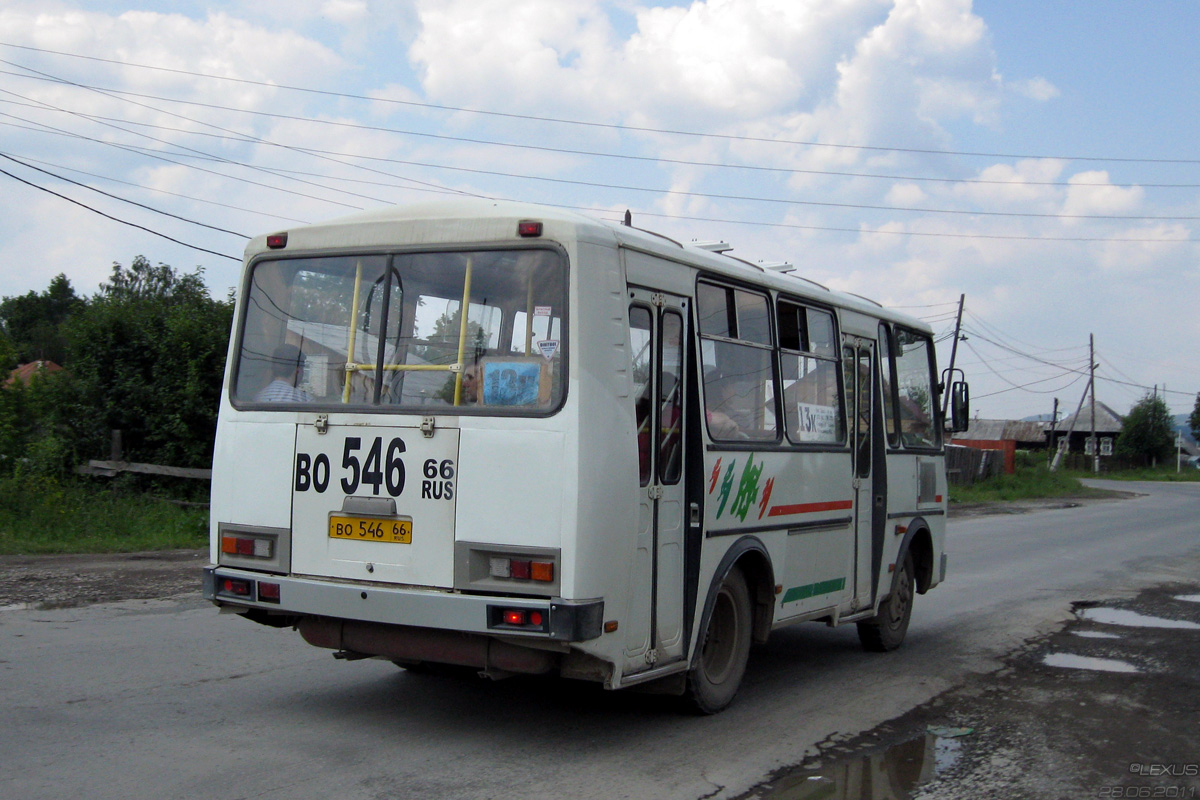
[767,500,854,517]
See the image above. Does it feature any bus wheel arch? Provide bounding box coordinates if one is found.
[902,522,935,594]
[685,538,774,714]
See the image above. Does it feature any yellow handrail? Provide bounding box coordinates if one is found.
[452,256,474,406]
[342,260,364,403]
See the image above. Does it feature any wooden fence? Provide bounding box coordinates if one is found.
[946,444,1005,487]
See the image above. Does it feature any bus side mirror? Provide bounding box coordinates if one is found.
[949,381,970,433]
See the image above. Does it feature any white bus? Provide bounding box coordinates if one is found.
[204,199,969,713]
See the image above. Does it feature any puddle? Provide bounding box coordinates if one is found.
[1071,631,1121,639]
[1042,653,1140,673]
[1079,607,1200,630]
[1174,594,1200,604]
[0,603,34,612]
[748,730,964,799]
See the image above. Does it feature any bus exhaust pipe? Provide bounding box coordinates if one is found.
[297,616,558,675]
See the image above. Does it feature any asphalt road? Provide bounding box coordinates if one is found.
[2,480,1198,800]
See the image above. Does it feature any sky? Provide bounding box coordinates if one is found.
[0,0,1197,422]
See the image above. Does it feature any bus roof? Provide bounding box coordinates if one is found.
[246,198,932,333]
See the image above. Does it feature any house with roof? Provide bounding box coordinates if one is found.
[5,360,63,387]
[1047,402,1125,457]
[951,418,1050,474]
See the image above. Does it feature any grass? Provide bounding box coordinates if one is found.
[0,475,208,555]
[948,462,1103,505]
[950,454,1200,505]
[1,456,1193,556]
[1066,466,1200,483]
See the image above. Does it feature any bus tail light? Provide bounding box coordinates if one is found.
[221,534,273,558]
[517,220,543,237]
[489,605,549,632]
[488,557,554,583]
[459,545,560,596]
[221,577,253,597]
[258,582,281,603]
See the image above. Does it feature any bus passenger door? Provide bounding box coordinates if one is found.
[843,338,886,611]
[625,290,689,672]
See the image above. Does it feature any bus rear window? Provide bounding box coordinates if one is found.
[232,248,567,413]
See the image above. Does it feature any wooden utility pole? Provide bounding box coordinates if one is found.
[1047,397,1060,466]
[941,293,965,424]
[1090,334,1098,473]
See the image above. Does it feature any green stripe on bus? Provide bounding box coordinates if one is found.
[782,578,847,604]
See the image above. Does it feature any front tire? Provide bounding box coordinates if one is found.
[857,551,915,652]
[685,566,752,714]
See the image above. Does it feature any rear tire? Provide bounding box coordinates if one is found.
[685,566,752,714]
[857,551,914,652]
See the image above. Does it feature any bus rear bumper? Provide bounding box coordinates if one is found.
[202,566,604,643]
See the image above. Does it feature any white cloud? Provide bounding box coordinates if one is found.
[321,0,369,25]
[1061,170,1144,220]
[1011,76,1059,102]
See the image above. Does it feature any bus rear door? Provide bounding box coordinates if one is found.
[843,336,886,612]
[624,289,690,672]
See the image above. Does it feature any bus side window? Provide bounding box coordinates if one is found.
[630,306,653,486]
[778,300,844,445]
[699,281,778,442]
[879,322,900,447]
[894,328,939,449]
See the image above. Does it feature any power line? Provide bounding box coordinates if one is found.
[0,151,249,238]
[5,66,1197,191]
[11,111,1188,247]
[962,310,1091,358]
[0,164,240,262]
[4,77,1199,243]
[8,83,1198,224]
[0,74,427,209]
[964,340,1086,396]
[2,71,1190,224]
[5,152,311,224]
[0,112,368,211]
[5,40,1200,165]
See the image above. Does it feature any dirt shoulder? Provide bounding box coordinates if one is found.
[0,491,1140,610]
[947,487,1142,519]
[0,548,207,608]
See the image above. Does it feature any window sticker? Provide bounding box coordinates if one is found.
[537,340,559,360]
[793,402,839,442]
[534,305,552,317]
[482,361,542,406]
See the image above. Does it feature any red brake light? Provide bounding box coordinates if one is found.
[503,610,527,626]
[222,578,252,596]
[517,221,542,238]
[267,232,288,248]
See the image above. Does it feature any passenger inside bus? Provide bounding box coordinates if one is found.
[254,344,313,403]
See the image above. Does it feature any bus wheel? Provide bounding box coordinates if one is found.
[685,566,752,714]
[857,551,914,652]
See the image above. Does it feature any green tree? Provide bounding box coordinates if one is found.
[0,273,84,364]
[1116,394,1174,466]
[1189,392,1200,444]
[58,257,233,467]
[0,331,17,373]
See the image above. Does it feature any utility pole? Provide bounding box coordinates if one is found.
[1090,334,1098,474]
[941,293,965,425]
[1046,379,1094,472]
[1047,397,1060,466]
